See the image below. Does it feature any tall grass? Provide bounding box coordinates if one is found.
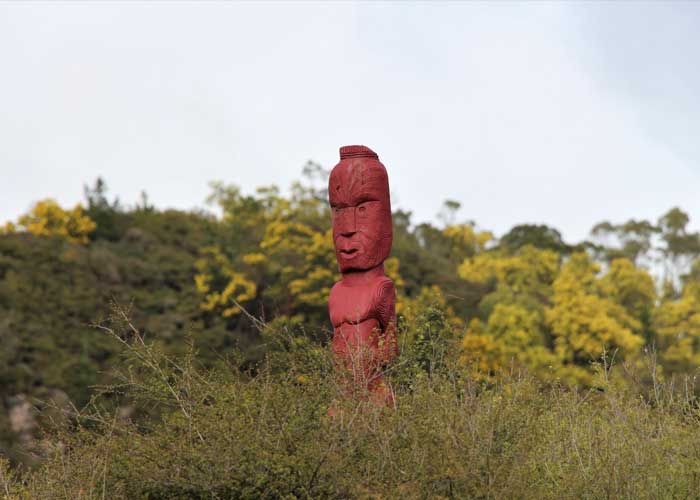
[3,305,700,499]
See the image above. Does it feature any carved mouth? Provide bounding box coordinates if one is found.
[340,248,358,257]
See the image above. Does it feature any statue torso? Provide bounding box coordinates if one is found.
[329,274,393,354]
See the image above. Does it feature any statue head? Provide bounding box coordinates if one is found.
[329,145,393,273]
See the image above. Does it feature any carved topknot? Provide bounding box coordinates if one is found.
[339,145,379,160]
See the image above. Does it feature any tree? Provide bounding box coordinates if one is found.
[657,208,700,285]
[458,245,560,304]
[4,199,96,244]
[654,270,700,373]
[461,303,557,379]
[590,219,658,265]
[458,246,561,380]
[599,258,656,340]
[83,177,119,211]
[199,177,336,326]
[459,249,653,384]
[83,178,123,240]
[442,223,492,263]
[437,199,462,227]
[545,253,644,381]
[194,245,257,318]
[499,224,572,255]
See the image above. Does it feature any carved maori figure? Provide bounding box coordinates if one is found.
[328,145,398,405]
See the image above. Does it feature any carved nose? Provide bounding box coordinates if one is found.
[338,207,356,236]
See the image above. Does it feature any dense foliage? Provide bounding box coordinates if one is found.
[2,168,700,497]
[3,308,700,499]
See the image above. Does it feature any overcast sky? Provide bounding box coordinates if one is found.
[1,1,699,242]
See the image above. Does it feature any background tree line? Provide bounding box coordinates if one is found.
[1,163,700,465]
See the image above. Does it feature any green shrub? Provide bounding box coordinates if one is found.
[5,305,700,499]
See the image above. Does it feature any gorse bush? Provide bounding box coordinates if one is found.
[4,304,700,500]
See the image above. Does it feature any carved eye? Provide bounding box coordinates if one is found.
[358,205,366,213]
[334,207,341,214]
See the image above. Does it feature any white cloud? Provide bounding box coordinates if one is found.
[1,2,698,242]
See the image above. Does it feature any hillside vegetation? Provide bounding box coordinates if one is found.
[2,167,700,497]
[3,307,700,499]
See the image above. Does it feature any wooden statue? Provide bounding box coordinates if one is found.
[328,145,398,406]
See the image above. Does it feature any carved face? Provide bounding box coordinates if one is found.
[329,153,392,273]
